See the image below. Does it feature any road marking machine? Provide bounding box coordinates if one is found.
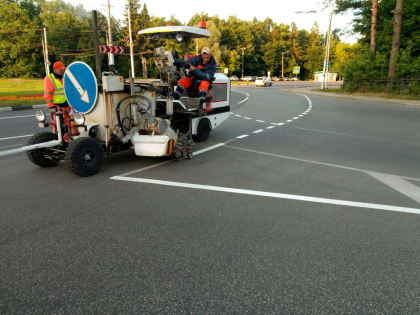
[0,25,231,176]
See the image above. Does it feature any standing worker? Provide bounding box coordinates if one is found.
[44,61,69,109]
[172,47,217,114]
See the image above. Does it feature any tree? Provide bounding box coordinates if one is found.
[388,0,403,78]
[370,0,378,54]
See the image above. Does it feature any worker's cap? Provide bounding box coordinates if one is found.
[201,47,211,55]
[53,61,66,70]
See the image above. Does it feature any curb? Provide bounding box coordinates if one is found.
[0,104,47,113]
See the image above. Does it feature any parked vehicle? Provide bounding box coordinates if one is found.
[241,76,254,81]
[290,77,299,81]
[255,76,272,87]
[229,75,239,81]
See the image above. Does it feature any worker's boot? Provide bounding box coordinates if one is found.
[198,90,207,116]
[171,85,184,100]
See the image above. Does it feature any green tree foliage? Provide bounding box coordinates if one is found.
[0,0,361,80]
[332,0,419,86]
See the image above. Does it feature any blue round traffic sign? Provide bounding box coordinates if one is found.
[64,61,98,114]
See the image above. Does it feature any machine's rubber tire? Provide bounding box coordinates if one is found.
[65,137,104,177]
[193,118,211,142]
[26,132,59,168]
[187,151,193,159]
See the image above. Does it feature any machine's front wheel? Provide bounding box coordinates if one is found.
[65,137,104,177]
[193,118,211,142]
[27,132,59,168]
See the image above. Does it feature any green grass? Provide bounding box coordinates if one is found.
[0,78,44,108]
[313,88,420,101]
[0,78,43,96]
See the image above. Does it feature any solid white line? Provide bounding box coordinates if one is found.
[256,120,265,123]
[238,98,249,104]
[236,134,249,139]
[367,172,420,204]
[110,176,420,215]
[225,145,420,183]
[0,114,34,120]
[0,143,23,149]
[296,93,313,109]
[0,134,33,141]
[117,160,173,177]
[253,129,264,134]
[194,143,226,155]
[266,126,276,129]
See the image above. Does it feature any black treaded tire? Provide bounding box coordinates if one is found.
[65,137,104,177]
[193,118,211,142]
[26,132,59,168]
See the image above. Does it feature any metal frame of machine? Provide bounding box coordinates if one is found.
[1,25,230,177]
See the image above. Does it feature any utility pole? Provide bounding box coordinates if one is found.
[281,50,289,79]
[241,47,246,79]
[91,10,102,81]
[43,27,50,75]
[321,12,333,90]
[127,2,135,78]
[106,0,115,67]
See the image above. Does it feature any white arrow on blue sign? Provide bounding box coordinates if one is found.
[64,61,98,114]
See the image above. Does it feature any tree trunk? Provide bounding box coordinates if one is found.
[388,0,403,79]
[141,55,147,78]
[370,0,378,54]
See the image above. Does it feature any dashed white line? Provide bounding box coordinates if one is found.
[266,126,276,129]
[256,120,265,123]
[235,114,242,117]
[243,117,252,120]
[252,129,264,134]
[287,120,293,122]
[236,134,249,139]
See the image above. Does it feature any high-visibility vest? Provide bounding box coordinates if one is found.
[48,73,66,104]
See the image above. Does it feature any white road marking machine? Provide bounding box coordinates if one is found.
[0,25,230,177]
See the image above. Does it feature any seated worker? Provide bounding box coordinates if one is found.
[172,47,217,113]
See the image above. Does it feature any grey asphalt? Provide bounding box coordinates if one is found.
[1,84,419,313]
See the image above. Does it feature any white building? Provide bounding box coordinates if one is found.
[314,71,339,82]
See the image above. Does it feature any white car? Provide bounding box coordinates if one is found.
[255,77,272,87]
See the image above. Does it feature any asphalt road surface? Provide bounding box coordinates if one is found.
[1,82,419,313]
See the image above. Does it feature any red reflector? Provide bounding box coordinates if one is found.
[198,21,206,28]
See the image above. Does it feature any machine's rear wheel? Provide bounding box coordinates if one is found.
[65,137,104,177]
[27,132,59,167]
[193,118,211,142]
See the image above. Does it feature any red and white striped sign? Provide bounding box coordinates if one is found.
[100,45,124,54]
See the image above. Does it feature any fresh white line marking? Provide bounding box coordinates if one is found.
[293,117,299,120]
[194,143,226,155]
[235,114,242,117]
[236,134,249,139]
[266,126,276,129]
[367,172,420,204]
[256,120,265,123]
[225,145,420,183]
[0,134,33,141]
[238,96,249,104]
[0,114,34,120]
[243,117,252,120]
[115,143,226,177]
[0,143,23,149]
[287,120,293,122]
[276,123,285,126]
[229,112,234,115]
[110,176,420,215]
[253,129,264,134]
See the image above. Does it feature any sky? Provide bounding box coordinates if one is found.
[65,0,358,43]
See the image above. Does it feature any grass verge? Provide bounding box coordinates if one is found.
[312,88,420,100]
[0,78,44,108]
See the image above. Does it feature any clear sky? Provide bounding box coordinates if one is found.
[65,0,358,43]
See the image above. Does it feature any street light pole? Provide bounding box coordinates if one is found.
[322,12,333,90]
[281,50,289,79]
[106,0,115,67]
[241,47,246,79]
